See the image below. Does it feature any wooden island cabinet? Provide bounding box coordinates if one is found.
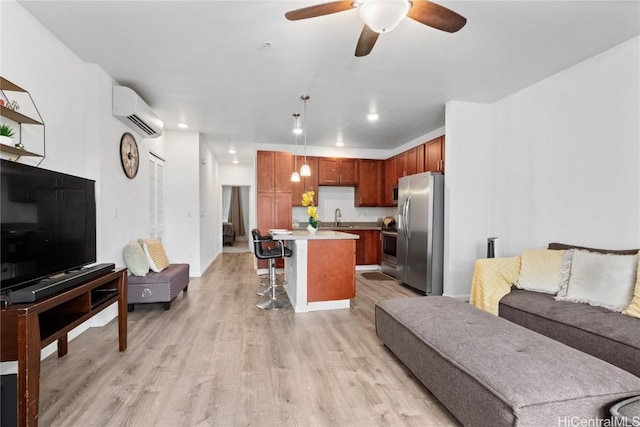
[278,230,357,312]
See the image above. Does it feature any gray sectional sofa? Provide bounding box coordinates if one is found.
[376,296,640,426]
[497,242,640,378]
[375,242,640,425]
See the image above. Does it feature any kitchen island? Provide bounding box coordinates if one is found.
[271,230,358,313]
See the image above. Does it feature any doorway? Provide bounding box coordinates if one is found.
[222,185,251,253]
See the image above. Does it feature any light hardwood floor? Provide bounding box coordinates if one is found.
[38,253,460,426]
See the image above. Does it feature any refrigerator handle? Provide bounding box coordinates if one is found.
[405,195,412,239]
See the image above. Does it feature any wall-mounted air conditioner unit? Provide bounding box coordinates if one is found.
[112,86,163,138]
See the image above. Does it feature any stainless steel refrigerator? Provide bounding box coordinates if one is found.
[396,172,444,295]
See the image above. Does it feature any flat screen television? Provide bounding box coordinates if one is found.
[1,159,96,294]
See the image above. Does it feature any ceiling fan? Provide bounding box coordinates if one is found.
[285,0,467,57]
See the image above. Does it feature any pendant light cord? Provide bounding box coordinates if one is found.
[302,95,309,163]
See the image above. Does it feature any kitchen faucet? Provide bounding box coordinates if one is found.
[334,208,342,226]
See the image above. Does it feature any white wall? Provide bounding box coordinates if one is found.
[164,130,202,273]
[444,36,640,299]
[487,36,639,254]
[199,137,219,274]
[443,102,493,298]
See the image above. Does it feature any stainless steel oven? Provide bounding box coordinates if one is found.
[381,230,397,277]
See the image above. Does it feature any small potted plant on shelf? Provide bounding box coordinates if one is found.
[0,123,17,146]
[0,124,24,150]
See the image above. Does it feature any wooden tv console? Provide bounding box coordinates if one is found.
[1,268,128,427]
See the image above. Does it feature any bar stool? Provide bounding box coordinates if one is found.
[252,229,286,293]
[251,229,293,310]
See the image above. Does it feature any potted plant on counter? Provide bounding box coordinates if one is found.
[301,191,319,233]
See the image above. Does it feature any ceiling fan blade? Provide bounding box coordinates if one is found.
[285,1,355,21]
[355,25,380,57]
[407,0,467,33]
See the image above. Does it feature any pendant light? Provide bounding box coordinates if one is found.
[300,95,311,177]
[290,113,301,183]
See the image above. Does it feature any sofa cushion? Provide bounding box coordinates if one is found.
[378,296,640,426]
[515,249,565,294]
[140,238,170,272]
[500,289,640,377]
[548,242,639,255]
[555,249,638,312]
[623,261,640,319]
[122,241,150,276]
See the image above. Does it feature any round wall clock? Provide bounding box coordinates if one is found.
[120,132,139,179]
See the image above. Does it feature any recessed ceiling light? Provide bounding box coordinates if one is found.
[228,148,236,154]
[177,122,189,129]
[336,141,344,147]
[232,159,239,164]
[367,113,379,121]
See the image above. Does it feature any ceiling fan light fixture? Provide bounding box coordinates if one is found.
[359,0,410,33]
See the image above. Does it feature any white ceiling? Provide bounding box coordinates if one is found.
[19,1,640,164]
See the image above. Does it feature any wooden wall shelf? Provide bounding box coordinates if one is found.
[0,77,45,161]
[0,143,42,158]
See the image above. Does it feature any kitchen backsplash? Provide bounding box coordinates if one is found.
[292,186,396,224]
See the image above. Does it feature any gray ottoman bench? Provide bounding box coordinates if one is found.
[375,296,640,426]
[127,263,189,311]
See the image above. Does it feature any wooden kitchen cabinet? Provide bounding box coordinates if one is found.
[355,159,382,206]
[257,192,292,268]
[404,147,418,177]
[256,150,293,268]
[425,136,445,173]
[383,156,397,207]
[257,150,293,193]
[417,143,426,173]
[344,230,381,265]
[318,157,358,185]
[396,147,417,181]
[291,156,318,206]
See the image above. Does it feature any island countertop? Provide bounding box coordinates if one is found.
[271,230,357,313]
[270,230,359,241]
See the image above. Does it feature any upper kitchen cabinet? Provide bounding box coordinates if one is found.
[383,156,397,207]
[292,156,319,206]
[257,150,293,192]
[318,157,358,186]
[417,143,426,173]
[396,147,417,180]
[355,159,382,207]
[425,136,445,173]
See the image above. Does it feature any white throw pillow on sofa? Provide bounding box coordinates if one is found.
[555,249,639,312]
[515,249,565,294]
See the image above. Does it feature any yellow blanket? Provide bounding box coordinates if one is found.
[470,257,521,315]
